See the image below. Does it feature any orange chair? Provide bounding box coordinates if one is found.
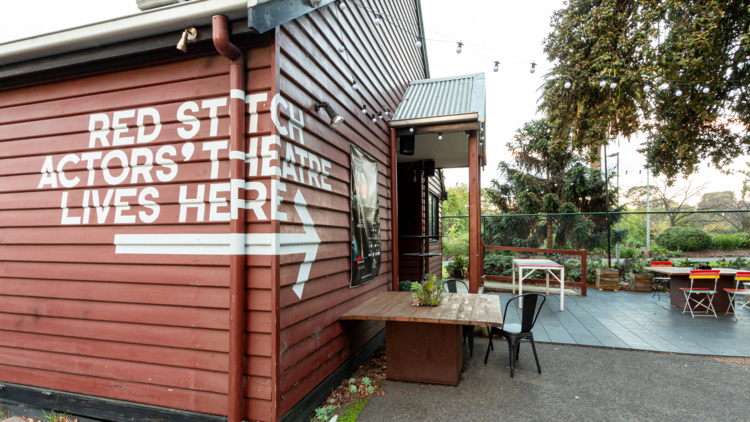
[651,261,673,300]
[681,270,720,318]
[725,271,750,321]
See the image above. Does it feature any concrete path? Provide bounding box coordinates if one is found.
[359,340,750,422]
[493,289,750,357]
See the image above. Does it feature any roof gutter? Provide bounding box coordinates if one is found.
[389,112,478,128]
[0,0,250,66]
[414,0,430,78]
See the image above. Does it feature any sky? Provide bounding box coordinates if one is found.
[2,0,748,204]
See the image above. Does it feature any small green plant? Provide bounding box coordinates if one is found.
[349,384,357,394]
[366,386,375,394]
[42,409,69,422]
[314,405,335,421]
[411,274,444,306]
[450,254,468,272]
[0,405,9,419]
[361,377,371,386]
[340,398,370,422]
[398,280,412,292]
[621,247,640,259]
[349,378,356,384]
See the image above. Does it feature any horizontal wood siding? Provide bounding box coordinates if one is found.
[0,43,275,421]
[276,0,425,416]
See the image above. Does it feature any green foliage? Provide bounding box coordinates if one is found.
[315,405,335,422]
[411,274,444,306]
[366,386,375,394]
[442,225,469,257]
[542,0,750,178]
[484,252,514,277]
[348,385,357,394]
[615,257,648,280]
[0,405,9,420]
[710,257,750,269]
[711,233,750,251]
[43,409,69,422]
[655,226,713,251]
[340,399,370,422]
[398,280,413,292]
[448,255,468,272]
[361,377,371,387]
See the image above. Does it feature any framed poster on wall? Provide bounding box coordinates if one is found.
[349,143,381,287]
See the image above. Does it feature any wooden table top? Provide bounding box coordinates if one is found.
[645,267,741,275]
[341,292,504,328]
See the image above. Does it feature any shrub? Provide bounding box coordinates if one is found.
[655,226,712,251]
[484,252,514,277]
[442,230,469,257]
[398,280,412,292]
[621,247,640,259]
[711,233,750,251]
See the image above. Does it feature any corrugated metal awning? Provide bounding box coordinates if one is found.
[390,73,485,125]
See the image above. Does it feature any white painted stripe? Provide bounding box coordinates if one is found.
[229,151,245,160]
[229,233,245,255]
[230,89,245,100]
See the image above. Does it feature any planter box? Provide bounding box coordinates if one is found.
[596,268,619,291]
[629,273,653,292]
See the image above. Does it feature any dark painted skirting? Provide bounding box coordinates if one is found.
[0,383,226,422]
[280,329,386,422]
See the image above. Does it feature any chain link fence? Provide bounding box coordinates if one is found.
[444,210,750,259]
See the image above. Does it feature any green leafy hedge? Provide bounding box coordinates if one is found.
[655,226,712,252]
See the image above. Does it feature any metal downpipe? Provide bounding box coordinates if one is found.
[212,14,246,422]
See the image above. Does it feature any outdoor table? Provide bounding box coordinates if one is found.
[645,267,741,313]
[341,291,503,386]
[512,258,566,311]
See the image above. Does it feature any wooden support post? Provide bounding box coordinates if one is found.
[468,130,480,293]
[390,128,399,291]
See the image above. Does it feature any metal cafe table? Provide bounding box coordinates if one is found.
[398,234,444,281]
[645,267,741,312]
[512,258,566,311]
[341,292,503,386]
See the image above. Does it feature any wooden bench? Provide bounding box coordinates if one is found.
[341,291,503,385]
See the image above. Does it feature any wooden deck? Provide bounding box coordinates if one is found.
[341,292,504,327]
[493,289,750,357]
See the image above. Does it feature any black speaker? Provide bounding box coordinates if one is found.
[424,160,435,177]
[400,135,415,155]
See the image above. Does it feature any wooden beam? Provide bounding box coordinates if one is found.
[394,122,479,136]
[468,130,480,293]
[390,128,399,292]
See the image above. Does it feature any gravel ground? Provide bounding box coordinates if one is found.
[358,339,750,422]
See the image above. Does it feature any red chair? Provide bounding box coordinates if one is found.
[650,261,672,300]
[681,270,720,318]
[725,271,750,321]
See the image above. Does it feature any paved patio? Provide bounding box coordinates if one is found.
[493,289,750,357]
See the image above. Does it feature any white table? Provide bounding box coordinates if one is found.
[512,258,566,311]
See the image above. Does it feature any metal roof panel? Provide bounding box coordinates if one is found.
[392,73,485,122]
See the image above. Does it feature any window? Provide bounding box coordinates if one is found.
[428,193,439,241]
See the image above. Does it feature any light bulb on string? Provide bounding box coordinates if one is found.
[351,79,358,91]
[703,86,710,94]
[384,108,390,116]
[415,37,422,49]
[456,41,463,54]
[409,126,414,133]
[371,114,377,123]
[481,136,485,141]
[644,83,651,93]
[374,13,382,26]
[530,62,536,74]
[599,77,607,88]
[466,131,470,138]
[564,78,571,89]
[361,105,367,114]
[438,132,443,140]
[493,61,500,72]
[610,77,617,89]
[338,0,346,10]
[338,45,345,53]
[675,88,682,97]
[378,111,383,120]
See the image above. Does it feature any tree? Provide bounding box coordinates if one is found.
[541,0,750,178]
[485,118,620,249]
[697,191,750,232]
[625,176,708,226]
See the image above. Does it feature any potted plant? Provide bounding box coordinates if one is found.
[450,255,468,279]
[411,274,445,307]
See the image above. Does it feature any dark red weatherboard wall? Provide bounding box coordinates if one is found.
[273,0,425,416]
[0,1,424,421]
[0,46,277,420]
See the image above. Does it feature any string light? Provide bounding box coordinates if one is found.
[456,41,463,54]
[415,36,422,49]
[564,78,571,89]
[530,62,536,74]
[493,61,500,72]
[438,132,443,140]
[466,131,470,138]
[481,135,485,141]
[384,108,390,116]
[675,88,682,97]
[378,111,383,120]
[374,13,382,26]
[361,105,367,114]
[644,83,651,93]
[338,44,345,53]
[371,114,377,123]
[409,126,414,133]
[703,86,710,94]
[352,79,358,91]
[610,77,617,89]
[599,77,607,88]
[338,0,346,10]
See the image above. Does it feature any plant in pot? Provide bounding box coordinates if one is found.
[450,255,468,279]
[411,274,445,307]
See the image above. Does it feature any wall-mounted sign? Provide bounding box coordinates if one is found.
[349,143,381,287]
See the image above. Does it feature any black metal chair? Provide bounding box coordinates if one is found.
[484,293,545,378]
[442,279,474,357]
